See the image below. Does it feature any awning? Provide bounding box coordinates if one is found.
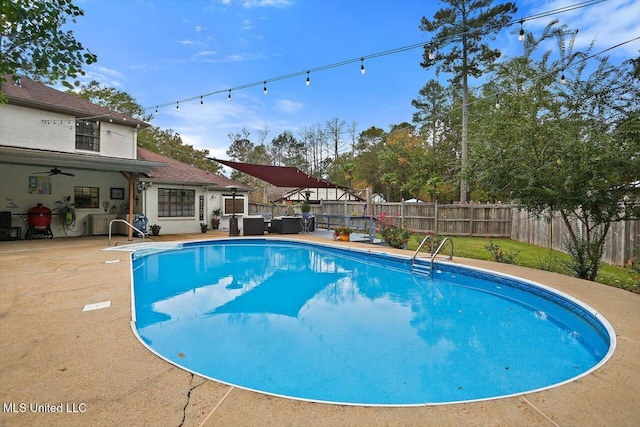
[211,158,346,189]
[0,145,166,174]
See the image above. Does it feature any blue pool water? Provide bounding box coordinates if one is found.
[131,239,614,406]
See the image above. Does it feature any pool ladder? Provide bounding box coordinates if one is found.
[411,235,453,273]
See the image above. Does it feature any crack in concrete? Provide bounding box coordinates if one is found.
[178,373,206,427]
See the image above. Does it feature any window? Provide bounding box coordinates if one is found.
[76,119,100,152]
[74,186,99,208]
[158,188,195,217]
[222,195,245,215]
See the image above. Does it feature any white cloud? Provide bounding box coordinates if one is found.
[178,39,194,45]
[276,99,304,113]
[243,19,252,30]
[194,25,203,32]
[523,0,640,58]
[196,50,218,57]
[79,66,125,88]
[242,0,293,8]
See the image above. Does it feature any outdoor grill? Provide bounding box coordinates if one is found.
[25,203,53,239]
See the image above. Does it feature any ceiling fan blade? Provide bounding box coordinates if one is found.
[59,172,75,176]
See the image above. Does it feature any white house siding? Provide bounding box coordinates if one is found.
[140,185,249,234]
[0,104,138,159]
[0,104,75,152]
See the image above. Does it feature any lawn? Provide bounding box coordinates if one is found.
[407,235,640,293]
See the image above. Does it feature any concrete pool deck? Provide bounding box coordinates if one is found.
[1,232,638,427]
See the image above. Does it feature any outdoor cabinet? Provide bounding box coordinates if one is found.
[89,214,118,235]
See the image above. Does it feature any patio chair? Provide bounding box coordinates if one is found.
[243,216,267,235]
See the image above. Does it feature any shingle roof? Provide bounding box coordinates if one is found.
[1,75,147,128]
[137,147,252,191]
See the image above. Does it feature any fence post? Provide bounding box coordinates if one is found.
[434,201,438,235]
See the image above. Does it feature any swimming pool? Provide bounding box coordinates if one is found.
[130,238,615,406]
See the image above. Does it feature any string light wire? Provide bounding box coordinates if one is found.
[142,0,608,114]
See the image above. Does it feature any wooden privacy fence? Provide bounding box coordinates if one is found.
[250,200,513,237]
[511,209,639,268]
[249,200,638,266]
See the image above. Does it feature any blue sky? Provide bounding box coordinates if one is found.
[71,0,639,161]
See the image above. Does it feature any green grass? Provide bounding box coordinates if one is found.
[407,235,640,293]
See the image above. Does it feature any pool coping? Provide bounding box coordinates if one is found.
[1,232,638,426]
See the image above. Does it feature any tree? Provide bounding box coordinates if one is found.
[325,117,346,160]
[469,28,640,281]
[69,80,151,121]
[420,0,517,203]
[138,126,221,174]
[269,131,307,170]
[0,0,97,97]
[352,126,385,192]
[226,128,253,162]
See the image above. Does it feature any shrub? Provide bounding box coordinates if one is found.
[377,212,411,249]
[485,240,519,264]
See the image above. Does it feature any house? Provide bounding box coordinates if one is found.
[136,147,251,234]
[0,75,251,239]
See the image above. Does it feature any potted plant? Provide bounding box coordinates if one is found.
[334,225,353,241]
[200,222,208,233]
[300,200,311,218]
[149,224,161,236]
[211,208,222,229]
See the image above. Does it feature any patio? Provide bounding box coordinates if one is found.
[1,232,638,426]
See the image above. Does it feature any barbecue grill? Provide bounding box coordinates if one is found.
[25,203,53,239]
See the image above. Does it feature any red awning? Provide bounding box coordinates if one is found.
[211,158,346,189]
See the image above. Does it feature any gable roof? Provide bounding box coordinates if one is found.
[1,75,147,129]
[137,148,251,191]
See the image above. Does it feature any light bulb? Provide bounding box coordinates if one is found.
[560,72,566,84]
[360,58,365,75]
[200,96,204,107]
[428,50,435,60]
[228,90,231,101]
[495,96,500,109]
[155,106,158,116]
[518,19,525,42]
[263,81,267,94]
[306,71,310,86]
[176,101,180,111]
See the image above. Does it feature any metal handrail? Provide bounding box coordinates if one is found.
[108,219,145,246]
[411,234,435,265]
[411,235,454,273]
[430,237,453,272]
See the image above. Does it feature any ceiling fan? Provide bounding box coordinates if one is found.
[32,167,75,177]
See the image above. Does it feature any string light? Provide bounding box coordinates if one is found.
[263,81,268,95]
[519,19,525,42]
[155,106,158,116]
[560,71,567,84]
[142,1,615,115]
[495,95,500,109]
[200,96,204,107]
[176,101,180,111]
